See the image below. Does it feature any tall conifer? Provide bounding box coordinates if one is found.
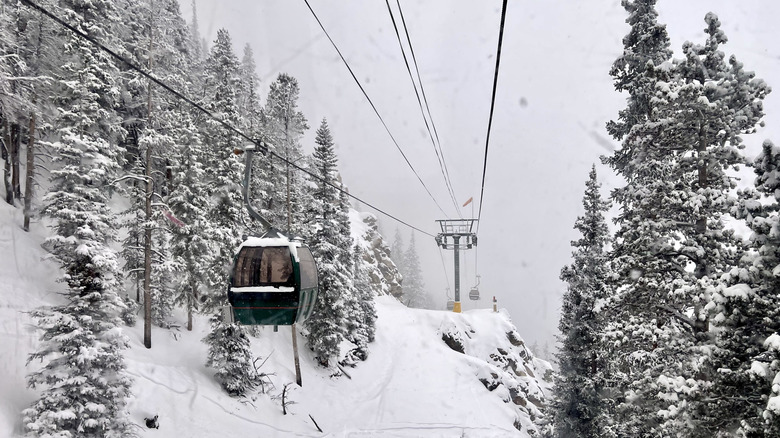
[25,0,132,435]
[305,118,351,367]
[551,166,611,438]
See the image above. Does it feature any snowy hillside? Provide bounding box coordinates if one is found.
[1,202,551,437]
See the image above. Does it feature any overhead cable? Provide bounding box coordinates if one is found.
[302,0,450,218]
[384,0,461,217]
[395,0,459,218]
[476,0,508,233]
[20,0,436,238]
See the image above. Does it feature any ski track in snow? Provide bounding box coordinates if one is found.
[126,364,196,396]
[340,422,519,437]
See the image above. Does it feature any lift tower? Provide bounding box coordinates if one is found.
[435,219,477,313]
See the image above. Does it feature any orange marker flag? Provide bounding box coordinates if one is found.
[462,197,473,207]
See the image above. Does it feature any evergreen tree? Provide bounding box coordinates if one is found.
[305,119,351,367]
[114,0,199,341]
[402,233,429,308]
[237,44,262,135]
[187,0,206,90]
[0,1,26,206]
[203,315,258,397]
[197,28,256,390]
[653,14,769,435]
[605,0,672,162]
[347,243,378,362]
[600,2,687,434]
[715,140,780,436]
[168,120,210,331]
[603,7,771,435]
[264,73,308,232]
[3,0,55,226]
[24,0,133,435]
[551,165,611,438]
[199,28,245,309]
[338,179,377,365]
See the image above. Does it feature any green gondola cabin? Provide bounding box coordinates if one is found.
[227,234,319,326]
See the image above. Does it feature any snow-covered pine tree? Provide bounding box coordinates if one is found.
[199,28,245,309]
[202,314,258,397]
[24,0,133,435]
[115,0,199,338]
[403,233,429,309]
[149,205,176,328]
[551,165,611,438]
[605,0,672,159]
[126,0,212,332]
[142,0,201,331]
[600,1,680,435]
[187,0,206,93]
[648,14,770,435]
[603,7,771,435]
[168,119,210,331]
[715,140,780,436]
[234,44,275,228]
[305,118,351,367]
[237,44,262,135]
[120,152,147,302]
[0,1,26,207]
[337,174,378,365]
[3,0,55,226]
[198,28,256,390]
[263,73,308,233]
[346,243,378,362]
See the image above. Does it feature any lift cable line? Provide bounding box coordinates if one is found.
[437,246,451,291]
[395,0,459,218]
[384,0,461,218]
[21,0,436,239]
[302,0,450,218]
[476,0,509,234]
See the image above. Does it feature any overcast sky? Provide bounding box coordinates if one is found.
[185,0,780,349]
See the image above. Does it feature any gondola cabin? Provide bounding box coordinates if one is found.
[227,235,319,326]
[446,299,455,311]
[469,287,480,301]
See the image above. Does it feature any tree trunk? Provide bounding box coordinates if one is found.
[11,122,21,200]
[187,280,195,331]
[694,120,708,279]
[3,117,12,205]
[143,0,155,349]
[23,112,36,231]
[143,137,153,348]
[693,120,709,334]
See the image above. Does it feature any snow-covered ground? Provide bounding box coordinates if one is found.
[1,202,551,437]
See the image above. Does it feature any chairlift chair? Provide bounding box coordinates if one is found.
[469,275,481,301]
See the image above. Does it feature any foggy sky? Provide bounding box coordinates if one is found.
[186,0,780,350]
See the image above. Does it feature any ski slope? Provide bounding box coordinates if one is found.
[0,202,551,437]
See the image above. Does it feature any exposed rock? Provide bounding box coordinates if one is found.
[506,331,525,347]
[441,332,465,354]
